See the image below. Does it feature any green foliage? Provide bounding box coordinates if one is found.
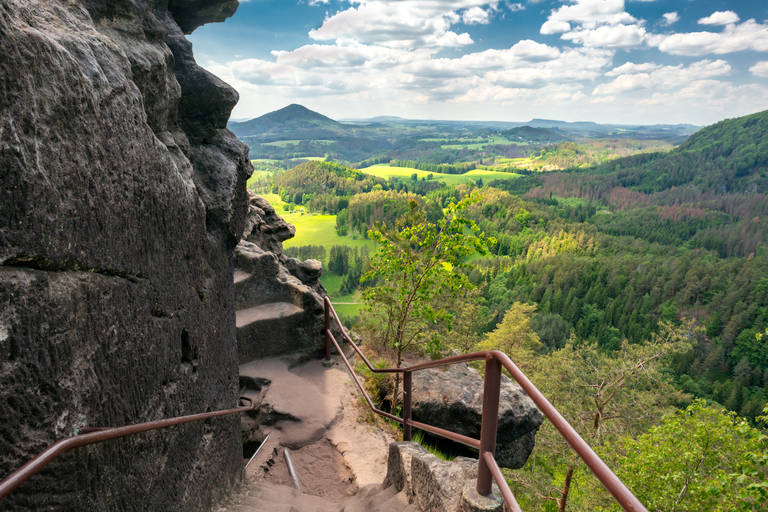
[389,159,479,175]
[354,359,394,410]
[361,193,492,370]
[343,190,428,236]
[411,431,453,461]
[284,244,326,262]
[531,312,571,351]
[508,322,692,510]
[475,302,543,361]
[601,400,768,512]
[272,160,385,214]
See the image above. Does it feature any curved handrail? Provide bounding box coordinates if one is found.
[0,397,255,500]
[324,297,648,512]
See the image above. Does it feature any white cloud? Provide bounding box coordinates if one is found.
[698,11,740,26]
[308,1,500,48]
[542,0,637,30]
[308,0,329,5]
[653,19,768,56]
[594,59,731,95]
[540,0,647,49]
[662,12,679,26]
[541,20,572,35]
[750,61,768,79]
[463,6,492,24]
[606,61,659,76]
[196,0,768,124]
[562,22,647,47]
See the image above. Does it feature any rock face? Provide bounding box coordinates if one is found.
[0,1,249,510]
[234,194,327,361]
[411,363,544,468]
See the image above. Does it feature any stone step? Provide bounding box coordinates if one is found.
[236,302,304,329]
[236,302,308,361]
[240,358,344,450]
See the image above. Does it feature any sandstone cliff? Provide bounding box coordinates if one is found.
[0,0,250,510]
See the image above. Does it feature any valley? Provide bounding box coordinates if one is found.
[239,104,768,510]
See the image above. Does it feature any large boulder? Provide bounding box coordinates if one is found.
[0,0,249,510]
[411,363,544,468]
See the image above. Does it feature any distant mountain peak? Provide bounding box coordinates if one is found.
[260,104,337,123]
[227,104,343,139]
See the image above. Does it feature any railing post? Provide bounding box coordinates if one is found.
[403,371,413,441]
[477,355,502,496]
[324,298,331,361]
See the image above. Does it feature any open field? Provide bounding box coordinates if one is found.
[257,193,370,310]
[358,164,522,185]
[259,194,373,250]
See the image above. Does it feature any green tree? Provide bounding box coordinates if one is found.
[361,193,491,408]
[601,400,768,512]
[505,321,693,512]
[475,302,543,363]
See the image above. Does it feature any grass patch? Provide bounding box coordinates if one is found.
[412,431,453,461]
[358,165,521,186]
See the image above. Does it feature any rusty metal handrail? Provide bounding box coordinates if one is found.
[324,297,648,512]
[0,397,255,501]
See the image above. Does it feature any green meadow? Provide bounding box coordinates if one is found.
[358,164,522,185]
[258,193,370,313]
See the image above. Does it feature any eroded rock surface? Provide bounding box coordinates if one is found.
[411,363,544,468]
[234,193,327,360]
[0,0,249,510]
[385,442,503,512]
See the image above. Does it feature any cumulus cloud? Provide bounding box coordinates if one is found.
[308,1,501,48]
[653,19,768,56]
[750,61,768,79]
[593,59,731,95]
[698,11,740,26]
[542,0,637,31]
[198,0,768,124]
[207,36,613,109]
[463,6,493,24]
[562,22,647,47]
[540,0,647,48]
[662,12,679,26]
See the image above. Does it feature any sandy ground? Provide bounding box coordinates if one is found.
[239,357,396,502]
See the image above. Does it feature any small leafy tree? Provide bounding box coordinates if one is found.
[362,193,491,408]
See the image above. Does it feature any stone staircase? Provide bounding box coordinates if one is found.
[234,194,328,363]
[217,356,414,512]
[221,357,504,512]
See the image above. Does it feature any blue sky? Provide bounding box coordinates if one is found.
[189,1,768,124]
